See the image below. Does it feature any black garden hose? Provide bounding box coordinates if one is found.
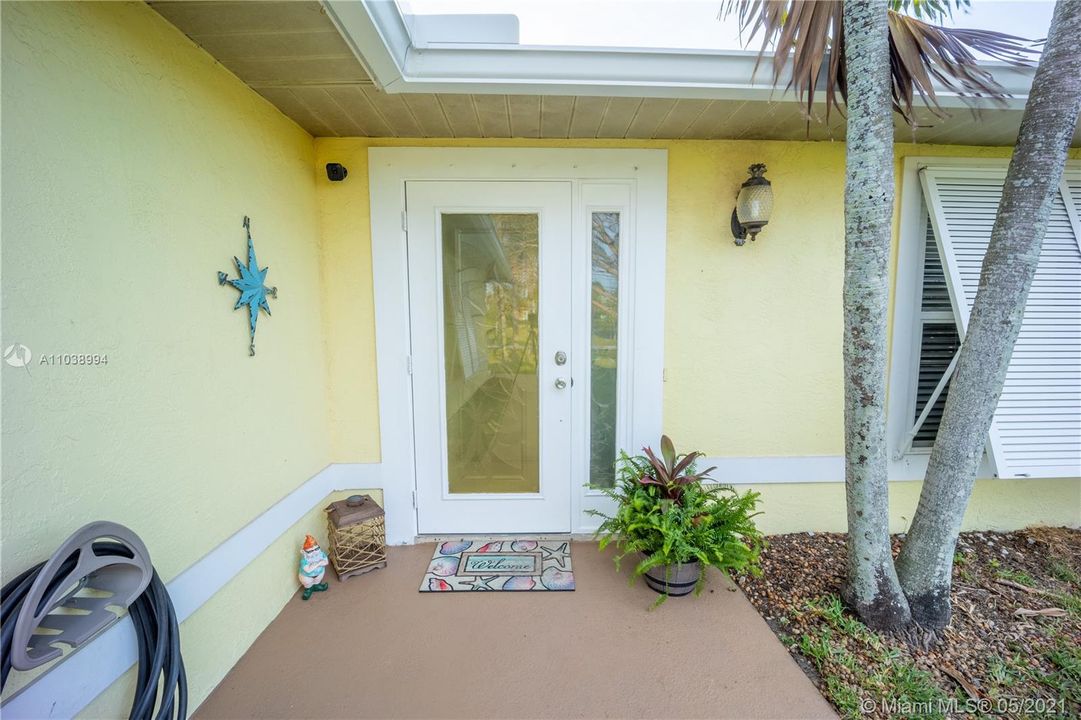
[0,542,187,720]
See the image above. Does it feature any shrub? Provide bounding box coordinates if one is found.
[589,435,765,604]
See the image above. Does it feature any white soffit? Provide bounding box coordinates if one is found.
[323,0,1035,107]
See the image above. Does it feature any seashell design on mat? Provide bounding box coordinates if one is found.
[427,556,459,577]
[438,540,471,556]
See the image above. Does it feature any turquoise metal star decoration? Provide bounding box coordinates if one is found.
[218,216,277,356]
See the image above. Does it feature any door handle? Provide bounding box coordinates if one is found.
[554,377,568,390]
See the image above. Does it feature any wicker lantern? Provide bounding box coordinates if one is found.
[324,494,387,580]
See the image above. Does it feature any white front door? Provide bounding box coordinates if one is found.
[407,181,574,534]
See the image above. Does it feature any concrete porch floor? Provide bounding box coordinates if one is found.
[195,543,837,719]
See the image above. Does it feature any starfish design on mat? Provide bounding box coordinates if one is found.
[467,576,499,591]
[541,543,570,570]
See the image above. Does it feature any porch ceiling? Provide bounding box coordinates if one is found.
[148,1,1081,146]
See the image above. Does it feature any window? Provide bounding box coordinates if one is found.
[590,211,620,487]
[893,161,1081,479]
[909,213,961,448]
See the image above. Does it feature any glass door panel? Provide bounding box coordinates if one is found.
[442,213,540,494]
[590,211,620,487]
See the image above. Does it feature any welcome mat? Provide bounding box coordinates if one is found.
[420,540,575,592]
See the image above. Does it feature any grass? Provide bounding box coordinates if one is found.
[825,676,861,718]
[755,530,1081,720]
[1057,590,1081,618]
[987,653,1026,689]
[1049,560,1079,586]
[993,567,1081,619]
[1044,641,1081,705]
[986,641,1080,708]
[993,559,1081,618]
[960,549,1079,715]
[792,597,1081,720]
[795,595,955,720]
[996,567,1037,587]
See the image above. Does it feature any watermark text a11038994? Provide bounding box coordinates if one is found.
[4,344,109,374]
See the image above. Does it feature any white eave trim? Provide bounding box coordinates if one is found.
[323,0,411,90]
[322,0,1033,107]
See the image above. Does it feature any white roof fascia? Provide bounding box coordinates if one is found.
[323,0,411,91]
[407,14,521,47]
[323,0,1033,108]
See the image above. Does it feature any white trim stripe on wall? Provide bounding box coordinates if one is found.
[1,463,380,720]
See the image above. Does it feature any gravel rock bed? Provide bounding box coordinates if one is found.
[734,527,1080,719]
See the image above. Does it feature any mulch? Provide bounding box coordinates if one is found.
[735,527,1080,719]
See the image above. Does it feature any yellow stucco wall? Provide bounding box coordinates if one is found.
[319,136,845,460]
[314,137,1079,529]
[0,1,344,713]
[751,478,1080,536]
[1,0,329,582]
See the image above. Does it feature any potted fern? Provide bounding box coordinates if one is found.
[589,435,764,607]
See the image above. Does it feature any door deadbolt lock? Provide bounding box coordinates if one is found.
[554,377,568,390]
[554,351,567,366]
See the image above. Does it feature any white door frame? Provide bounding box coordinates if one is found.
[369,148,668,543]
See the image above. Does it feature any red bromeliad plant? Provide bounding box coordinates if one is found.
[638,435,718,504]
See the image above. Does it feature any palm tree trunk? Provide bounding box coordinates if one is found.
[896,0,1081,629]
[840,0,912,630]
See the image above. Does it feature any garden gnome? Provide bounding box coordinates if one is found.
[298,534,329,600]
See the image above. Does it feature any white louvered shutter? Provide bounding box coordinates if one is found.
[919,166,1081,479]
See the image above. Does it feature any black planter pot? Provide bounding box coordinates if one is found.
[641,556,701,597]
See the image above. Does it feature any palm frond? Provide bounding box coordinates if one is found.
[889,0,970,22]
[721,0,1037,125]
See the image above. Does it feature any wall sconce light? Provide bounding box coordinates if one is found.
[731,163,773,246]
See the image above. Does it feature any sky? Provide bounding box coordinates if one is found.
[399,0,1053,52]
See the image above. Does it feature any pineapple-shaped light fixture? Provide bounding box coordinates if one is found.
[731,163,774,246]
